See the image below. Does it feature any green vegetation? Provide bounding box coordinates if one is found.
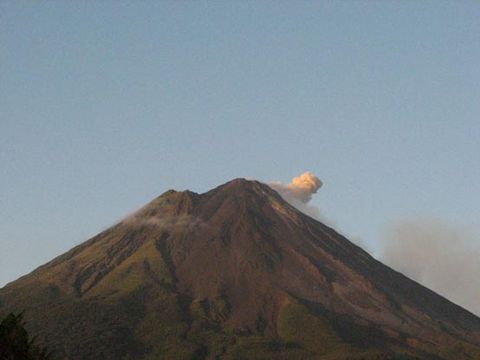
[222,336,307,359]
[277,301,389,360]
[278,301,352,355]
[0,312,52,360]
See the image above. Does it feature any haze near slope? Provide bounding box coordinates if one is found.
[382,218,480,316]
[272,172,480,317]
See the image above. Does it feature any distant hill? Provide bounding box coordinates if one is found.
[1,179,479,359]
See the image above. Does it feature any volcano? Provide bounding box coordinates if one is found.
[1,179,479,359]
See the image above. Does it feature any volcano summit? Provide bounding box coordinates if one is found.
[1,179,479,359]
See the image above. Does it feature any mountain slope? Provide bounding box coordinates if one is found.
[1,179,479,359]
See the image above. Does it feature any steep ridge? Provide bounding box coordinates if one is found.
[1,179,479,359]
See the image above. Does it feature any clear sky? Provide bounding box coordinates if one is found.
[1,1,479,291]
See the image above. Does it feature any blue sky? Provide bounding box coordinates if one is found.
[1,1,479,288]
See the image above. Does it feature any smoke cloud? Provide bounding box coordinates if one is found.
[270,171,323,203]
[268,172,325,221]
[381,218,480,316]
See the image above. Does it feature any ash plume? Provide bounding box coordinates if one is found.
[268,171,325,221]
[381,218,480,316]
[269,171,322,203]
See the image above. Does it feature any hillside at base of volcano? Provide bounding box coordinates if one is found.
[1,179,479,359]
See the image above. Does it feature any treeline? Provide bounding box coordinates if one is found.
[0,313,52,360]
